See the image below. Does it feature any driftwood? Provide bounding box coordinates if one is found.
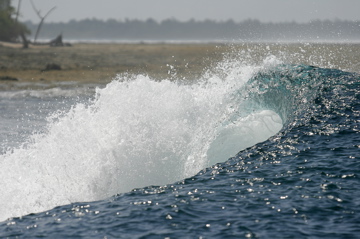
[41,63,62,72]
[29,34,71,47]
[0,76,19,81]
[49,34,64,47]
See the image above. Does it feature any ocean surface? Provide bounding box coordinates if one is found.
[1,44,360,238]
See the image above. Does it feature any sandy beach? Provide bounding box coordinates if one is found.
[1,41,359,89]
[0,42,226,87]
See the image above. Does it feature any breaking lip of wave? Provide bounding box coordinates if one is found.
[0,56,285,221]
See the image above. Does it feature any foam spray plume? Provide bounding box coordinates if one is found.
[0,56,283,221]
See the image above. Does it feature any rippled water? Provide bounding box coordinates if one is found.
[1,43,360,238]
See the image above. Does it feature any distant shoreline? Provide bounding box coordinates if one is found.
[1,42,359,90]
[0,42,225,89]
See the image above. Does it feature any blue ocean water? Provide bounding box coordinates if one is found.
[1,48,360,238]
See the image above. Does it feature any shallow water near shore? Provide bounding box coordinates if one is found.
[1,43,360,238]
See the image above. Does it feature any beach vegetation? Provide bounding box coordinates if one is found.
[0,0,30,43]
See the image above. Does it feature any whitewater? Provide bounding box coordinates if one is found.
[1,43,360,238]
[0,55,282,221]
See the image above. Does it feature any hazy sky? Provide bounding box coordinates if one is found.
[12,0,360,23]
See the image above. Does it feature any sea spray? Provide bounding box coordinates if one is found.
[0,57,284,221]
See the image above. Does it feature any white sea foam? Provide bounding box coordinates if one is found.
[0,86,95,99]
[0,58,283,221]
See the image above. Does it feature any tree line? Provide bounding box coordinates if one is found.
[23,18,360,42]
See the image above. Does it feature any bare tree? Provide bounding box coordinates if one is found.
[15,0,21,21]
[30,0,56,43]
[12,0,28,48]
